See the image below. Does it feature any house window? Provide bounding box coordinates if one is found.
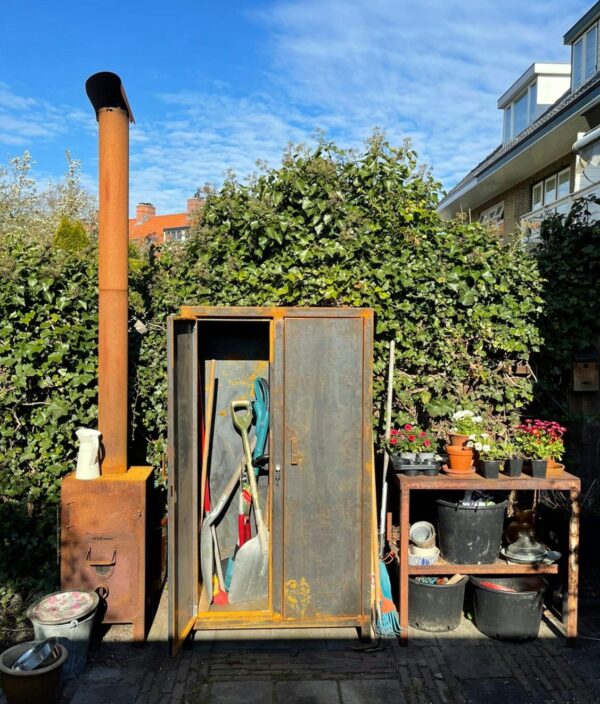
[532,183,543,211]
[531,168,570,210]
[502,81,538,142]
[163,227,189,243]
[572,22,599,89]
[479,202,504,225]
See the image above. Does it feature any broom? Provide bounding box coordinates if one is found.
[373,340,401,636]
[371,443,400,637]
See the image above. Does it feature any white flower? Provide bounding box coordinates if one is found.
[474,442,483,451]
[473,415,483,423]
[468,434,476,440]
[452,410,474,420]
[467,441,474,448]
[481,433,489,439]
[482,444,491,453]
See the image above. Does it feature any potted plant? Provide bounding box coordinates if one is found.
[415,429,437,464]
[446,410,483,471]
[474,437,505,479]
[386,424,421,466]
[450,410,483,448]
[499,439,524,477]
[514,420,566,478]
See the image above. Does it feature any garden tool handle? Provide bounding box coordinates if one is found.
[231,400,252,433]
[231,401,268,552]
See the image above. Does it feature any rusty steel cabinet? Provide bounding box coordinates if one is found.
[61,466,153,640]
[168,307,374,653]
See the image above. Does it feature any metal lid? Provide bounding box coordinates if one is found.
[506,535,546,560]
[27,590,99,625]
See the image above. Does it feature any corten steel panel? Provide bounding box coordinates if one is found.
[60,466,152,641]
[282,316,364,620]
[168,318,198,654]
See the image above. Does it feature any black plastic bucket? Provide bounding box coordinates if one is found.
[437,499,507,564]
[470,575,547,640]
[408,577,468,631]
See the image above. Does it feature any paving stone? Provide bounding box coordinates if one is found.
[69,683,138,704]
[339,679,405,704]
[210,680,273,703]
[462,678,531,704]
[442,644,511,679]
[275,680,340,704]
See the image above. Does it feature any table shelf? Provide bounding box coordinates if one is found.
[393,470,581,644]
[408,561,560,576]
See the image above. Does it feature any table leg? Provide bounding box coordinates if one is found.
[567,487,580,644]
[399,487,410,644]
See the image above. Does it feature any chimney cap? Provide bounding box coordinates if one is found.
[85,72,135,123]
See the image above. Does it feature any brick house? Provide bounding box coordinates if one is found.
[438,2,600,236]
[129,197,202,244]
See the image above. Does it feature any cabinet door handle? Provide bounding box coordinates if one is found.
[290,437,301,465]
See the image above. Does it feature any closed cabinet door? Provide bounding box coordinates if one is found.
[282,316,365,621]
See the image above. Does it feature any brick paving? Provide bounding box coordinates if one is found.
[2,593,599,704]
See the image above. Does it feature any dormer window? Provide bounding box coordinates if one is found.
[502,81,537,142]
[572,22,598,89]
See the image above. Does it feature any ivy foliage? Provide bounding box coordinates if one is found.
[188,135,543,427]
[0,136,545,625]
[533,196,600,412]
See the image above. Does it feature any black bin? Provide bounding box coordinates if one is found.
[409,577,467,631]
[470,575,547,640]
[437,499,507,564]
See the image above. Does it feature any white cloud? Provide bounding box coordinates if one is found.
[0,1,588,212]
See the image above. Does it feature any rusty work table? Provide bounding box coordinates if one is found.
[393,471,581,645]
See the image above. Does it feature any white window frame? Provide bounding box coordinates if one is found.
[572,21,600,89]
[163,227,189,243]
[479,202,505,225]
[532,168,571,210]
[502,81,538,142]
[531,183,543,211]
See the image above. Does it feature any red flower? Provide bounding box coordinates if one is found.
[408,434,416,442]
[405,424,413,431]
[390,437,398,445]
[424,439,431,447]
[420,431,426,437]
[390,429,399,436]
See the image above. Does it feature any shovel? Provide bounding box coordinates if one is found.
[224,378,270,591]
[200,437,256,604]
[228,400,269,604]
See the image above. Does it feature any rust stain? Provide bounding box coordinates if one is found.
[285,577,311,618]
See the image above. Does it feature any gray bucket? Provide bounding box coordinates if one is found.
[27,591,98,680]
[30,611,95,680]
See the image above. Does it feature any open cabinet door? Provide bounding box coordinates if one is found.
[168,317,199,654]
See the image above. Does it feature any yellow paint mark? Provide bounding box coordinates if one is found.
[285,577,311,618]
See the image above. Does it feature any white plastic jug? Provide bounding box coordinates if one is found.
[75,428,101,480]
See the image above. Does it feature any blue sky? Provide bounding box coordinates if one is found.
[0,0,587,214]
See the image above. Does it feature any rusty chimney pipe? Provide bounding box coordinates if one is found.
[86,72,135,475]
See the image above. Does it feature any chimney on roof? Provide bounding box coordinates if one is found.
[136,202,155,223]
[187,197,202,216]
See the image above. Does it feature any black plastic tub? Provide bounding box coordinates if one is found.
[408,576,468,631]
[437,498,507,564]
[470,575,547,640]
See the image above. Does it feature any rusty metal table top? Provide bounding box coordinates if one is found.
[395,470,581,491]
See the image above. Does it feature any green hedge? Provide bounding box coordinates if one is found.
[0,136,544,623]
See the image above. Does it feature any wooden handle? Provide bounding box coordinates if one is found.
[200,359,216,527]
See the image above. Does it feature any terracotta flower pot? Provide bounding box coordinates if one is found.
[446,445,474,471]
[449,433,469,448]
